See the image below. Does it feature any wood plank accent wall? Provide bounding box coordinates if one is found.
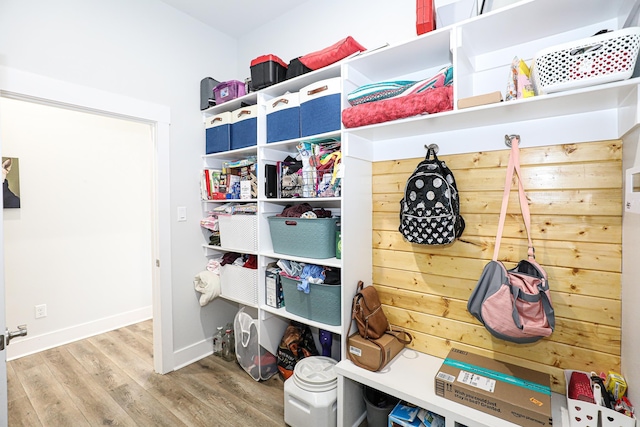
[372,139,622,394]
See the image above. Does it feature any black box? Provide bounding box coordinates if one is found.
[250,54,287,91]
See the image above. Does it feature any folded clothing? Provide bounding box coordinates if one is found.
[342,85,453,128]
[347,65,453,106]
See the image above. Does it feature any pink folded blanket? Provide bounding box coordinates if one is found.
[341,85,453,128]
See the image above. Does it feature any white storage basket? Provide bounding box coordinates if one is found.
[218,214,257,252]
[220,264,258,305]
[532,27,640,94]
[565,370,636,427]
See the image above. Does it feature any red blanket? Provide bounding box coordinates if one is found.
[341,85,453,128]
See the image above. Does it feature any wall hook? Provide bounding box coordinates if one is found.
[505,134,520,147]
[424,143,439,154]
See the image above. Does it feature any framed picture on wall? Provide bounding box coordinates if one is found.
[2,157,21,208]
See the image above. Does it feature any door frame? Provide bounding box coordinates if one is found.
[0,65,174,374]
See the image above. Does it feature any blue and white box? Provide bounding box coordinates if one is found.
[230,104,258,150]
[266,92,300,143]
[299,77,342,137]
[205,111,231,154]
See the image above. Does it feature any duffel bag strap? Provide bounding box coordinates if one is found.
[493,135,535,261]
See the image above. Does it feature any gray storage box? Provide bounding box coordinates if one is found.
[281,276,341,325]
[267,216,338,259]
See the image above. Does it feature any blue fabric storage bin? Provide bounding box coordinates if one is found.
[230,105,258,150]
[267,93,300,143]
[299,77,341,137]
[280,276,341,326]
[205,112,231,154]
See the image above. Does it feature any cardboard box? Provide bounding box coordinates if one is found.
[434,348,552,427]
[457,91,503,109]
[265,264,284,308]
[348,332,405,371]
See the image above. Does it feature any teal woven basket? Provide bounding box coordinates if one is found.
[281,276,341,326]
[268,216,338,259]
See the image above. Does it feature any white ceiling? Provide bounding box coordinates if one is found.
[158,0,304,38]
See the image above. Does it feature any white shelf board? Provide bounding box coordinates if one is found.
[260,250,342,268]
[259,304,342,335]
[335,349,571,427]
[203,92,258,117]
[344,78,640,144]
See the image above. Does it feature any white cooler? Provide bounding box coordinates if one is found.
[284,356,338,427]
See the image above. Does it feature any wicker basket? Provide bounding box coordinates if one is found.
[281,276,341,325]
[532,27,640,94]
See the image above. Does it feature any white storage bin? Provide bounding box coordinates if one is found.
[266,92,301,143]
[220,264,257,305]
[565,370,636,427]
[532,27,640,94]
[218,214,257,252]
[284,356,338,427]
[234,308,278,381]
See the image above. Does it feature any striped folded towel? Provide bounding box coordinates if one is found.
[347,65,453,106]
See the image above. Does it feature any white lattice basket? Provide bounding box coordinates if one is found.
[565,370,636,427]
[218,214,257,252]
[220,264,258,306]
[532,27,640,94]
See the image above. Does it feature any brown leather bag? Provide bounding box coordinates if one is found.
[348,281,412,371]
[352,280,392,339]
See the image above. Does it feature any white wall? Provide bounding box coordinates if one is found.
[236,0,416,80]
[1,97,154,358]
[0,0,239,365]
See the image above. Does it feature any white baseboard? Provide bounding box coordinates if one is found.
[7,306,153,361]
[172,338,213,371]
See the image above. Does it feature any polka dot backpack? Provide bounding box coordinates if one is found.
[399,145,465,245]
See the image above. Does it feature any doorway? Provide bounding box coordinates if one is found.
[1,96,154,360]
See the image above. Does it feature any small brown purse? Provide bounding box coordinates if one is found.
[348,281,412,371]
[352,280,392,339]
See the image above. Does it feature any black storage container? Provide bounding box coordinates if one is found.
[250,54,288,90]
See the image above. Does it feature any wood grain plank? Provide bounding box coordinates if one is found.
[384,306,618,373]
[64,339,132,391]
[109,381,188,427]
[375,189,624,216]
[6,359,26,402]
[40,346,138,426]
[171,356,286,426]
[8,396,42,427]
[372,140,622,174]
[374,162,622,193]
[11,354,90,426]
[87,331,158,390]
[375,211,622,244]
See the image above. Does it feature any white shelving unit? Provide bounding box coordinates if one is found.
[201,0,640,425]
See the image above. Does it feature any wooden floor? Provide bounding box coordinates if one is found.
[7,320,287,426]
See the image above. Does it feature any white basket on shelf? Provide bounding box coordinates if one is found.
[532,27,640,94]
[220,264,257,306]
[565,370,636,427]
[218,214,257,252]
